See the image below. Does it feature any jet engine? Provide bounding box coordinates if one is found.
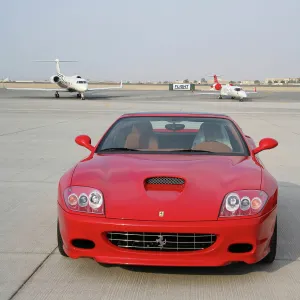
[50,75,60,83]
[211,83,222,90]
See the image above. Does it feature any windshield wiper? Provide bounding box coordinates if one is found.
[173,149,214,153]
[98,147,140,152]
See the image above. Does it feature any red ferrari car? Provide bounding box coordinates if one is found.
[57,112,279,267]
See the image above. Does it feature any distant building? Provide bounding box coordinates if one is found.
[265,78,296,84]
[240,80,255,85]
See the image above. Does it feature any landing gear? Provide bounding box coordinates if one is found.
[239,98,244,102]
[218,95,222,99]
[55,92,60,98]
[76,93,85,100]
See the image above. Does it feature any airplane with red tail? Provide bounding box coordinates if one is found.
[196,75,257,102]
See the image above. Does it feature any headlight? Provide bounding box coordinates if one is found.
[219,190,268,217]
[63,186,104,214]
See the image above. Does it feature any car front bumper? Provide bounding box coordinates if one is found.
[58,204,277,267]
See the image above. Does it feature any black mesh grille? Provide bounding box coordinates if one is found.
[106,232,216,252]
[145,177,185,185]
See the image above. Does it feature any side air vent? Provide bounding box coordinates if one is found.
[145,177,185,185]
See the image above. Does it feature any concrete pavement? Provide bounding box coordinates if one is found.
[1,89,300,300]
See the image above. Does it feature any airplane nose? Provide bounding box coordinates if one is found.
[79,85,88,92]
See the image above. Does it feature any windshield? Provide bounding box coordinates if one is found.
[96,116,249,155]
[234,88,242,91]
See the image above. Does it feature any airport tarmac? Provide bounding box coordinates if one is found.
[1,88,300,300]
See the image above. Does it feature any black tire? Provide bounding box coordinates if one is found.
[98,263,113,268]
[260,218,277,264]
[57,221,68,257]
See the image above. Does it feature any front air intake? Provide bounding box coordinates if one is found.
[107,232,217,252]
[145,177,185,185]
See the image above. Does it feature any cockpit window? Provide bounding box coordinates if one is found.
[234,88,242,91]
[76,81,87,84]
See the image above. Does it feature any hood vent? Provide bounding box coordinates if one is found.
[145,177,185,185]
[144,177,185,192]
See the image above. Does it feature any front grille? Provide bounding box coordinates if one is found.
[106,232,217,252]
[145,177,185,185]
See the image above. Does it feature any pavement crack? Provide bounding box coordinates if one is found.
[0,180,56,184]
[8,247,57,300]
[0,121,67,137]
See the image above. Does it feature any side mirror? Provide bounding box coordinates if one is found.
[253,138,278,155]
[75,135,95,152]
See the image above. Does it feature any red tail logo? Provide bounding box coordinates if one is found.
[212,75,222,90]
[213,75,219,84]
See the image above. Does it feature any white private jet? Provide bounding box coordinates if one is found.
[195,75,257,101]
[4,59,123,100]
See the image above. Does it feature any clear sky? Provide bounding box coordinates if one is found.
[1,0,300,82]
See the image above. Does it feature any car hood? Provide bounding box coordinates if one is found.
[71,154,262,221]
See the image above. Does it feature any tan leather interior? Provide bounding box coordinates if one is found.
[125,131,158,150]
[148,137,159,150]
[124,132,140,149]
[192,141,232,152]
[192,122,233,153]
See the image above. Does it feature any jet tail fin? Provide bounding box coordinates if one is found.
[33,58,78,74]
[207,74,222,84]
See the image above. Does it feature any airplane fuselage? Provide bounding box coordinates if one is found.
[219,84,247,99]
[210,83,247,100]
[51,74,88,93]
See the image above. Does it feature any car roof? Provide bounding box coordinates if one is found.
[119,112,230,119]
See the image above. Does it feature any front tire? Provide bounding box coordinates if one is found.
[57,221,68,257]
[260,218,277,263]
[98,263,113,268]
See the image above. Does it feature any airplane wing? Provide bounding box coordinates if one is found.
[87,81,123,91]
[194,91,220,95]
[244,87,257,94]
[3,86,69,92]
